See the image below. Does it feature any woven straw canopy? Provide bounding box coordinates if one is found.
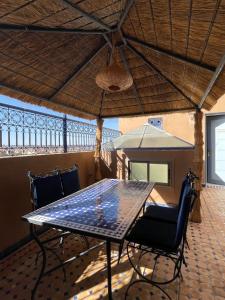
[0,1,225,120]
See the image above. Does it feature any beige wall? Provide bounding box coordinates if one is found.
[119,94,225,184]
[0,152,95,253]
[116,150,194,205]
[119,112,195,143]
[119,94,225,145]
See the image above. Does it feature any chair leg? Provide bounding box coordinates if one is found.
[125,279,173,300]
[35,251,41,265]
[185,238,190,250]
[126,242,184,299]
[47,247,67,281]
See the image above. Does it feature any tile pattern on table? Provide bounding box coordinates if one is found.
[23,179,153,240]
[1,187,225,300]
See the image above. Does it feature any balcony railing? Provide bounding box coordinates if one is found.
[0,103,120,156]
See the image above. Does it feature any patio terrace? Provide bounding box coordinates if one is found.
[0,187,224,300]
[0,1,225,299]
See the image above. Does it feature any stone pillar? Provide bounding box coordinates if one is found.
[191,109,203,223]
[94,118,104,181]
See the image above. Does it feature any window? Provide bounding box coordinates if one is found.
[130,162,148,181]
[148,117,163,129]
[149,163,169,184]
[129,161,170,185]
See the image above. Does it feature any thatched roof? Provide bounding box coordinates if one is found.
[107,123,194,150]
[0,0,225,120]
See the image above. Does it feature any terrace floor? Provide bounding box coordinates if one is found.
[0,187,225,300]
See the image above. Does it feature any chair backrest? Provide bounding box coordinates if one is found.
[177,170,198,209]
[173,183,194,249]
[177,177,189,209]
[28,171,64,209]
[60,165,80,197]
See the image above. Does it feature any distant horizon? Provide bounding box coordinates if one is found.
[0,95,119,131]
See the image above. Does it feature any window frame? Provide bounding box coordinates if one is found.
[128,160,171,186]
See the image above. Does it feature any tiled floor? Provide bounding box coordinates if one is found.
[0,188,225,300]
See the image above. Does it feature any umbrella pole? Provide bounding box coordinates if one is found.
[191,108,203,223]
[95,117,104,181]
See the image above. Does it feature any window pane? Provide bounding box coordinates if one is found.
[149,163,169,184]
[130,162,148,181]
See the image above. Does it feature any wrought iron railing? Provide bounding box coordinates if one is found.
[0,103,120,156]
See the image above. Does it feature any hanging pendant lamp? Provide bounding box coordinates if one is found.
[96,46,133,92]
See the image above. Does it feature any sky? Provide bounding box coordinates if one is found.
[0,94,119,130]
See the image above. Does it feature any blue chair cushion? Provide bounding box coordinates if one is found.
[144,205,179,223]
[60,167,80,197]
[126,217,177,251]
[33,174,63,209]
[143,178,190,223]
[127,185,193,252]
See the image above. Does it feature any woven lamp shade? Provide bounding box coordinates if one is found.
[96,62,133,92]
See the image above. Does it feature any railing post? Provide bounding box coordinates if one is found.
[63,114,67,153]
[94,118,104,181]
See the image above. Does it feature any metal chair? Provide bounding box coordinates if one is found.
[27,170,70,276]
[143,170,197,224]
[28,167,89,267]
[125,181,196,299]
[28,170,63,209]
[59,164,80,197]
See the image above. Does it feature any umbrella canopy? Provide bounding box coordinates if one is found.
[0,1,225,119]
[110,124,194,150]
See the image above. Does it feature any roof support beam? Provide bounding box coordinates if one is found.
[118,0,135,29]
[127,43,198,108]
[62,0,112,31]
[0,82,97,118]
[102,107,195,118]
[103,33,112,48]
[199,53,225,108]
[0,23,106,35]
[119,46,144,114]
[125,34,215,73]
[50,42,107,100]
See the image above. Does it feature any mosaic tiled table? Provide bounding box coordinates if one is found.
[22,179,154,300]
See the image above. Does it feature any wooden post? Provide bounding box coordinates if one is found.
[94,118,104,181]
[191,109,203,223]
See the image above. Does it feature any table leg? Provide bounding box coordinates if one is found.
[30,224,47,300]
[106,240,112,300]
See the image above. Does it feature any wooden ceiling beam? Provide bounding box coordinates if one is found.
[125,35,215,73]
[199,52,225,108]
[126,43,198,108]
[103,33,112,48]
[0,23,107,34]
[62,0,112,31]
[50,42,107,100]
[0,82,97,118]
[118,0,135,29]
[119,46,144,114]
